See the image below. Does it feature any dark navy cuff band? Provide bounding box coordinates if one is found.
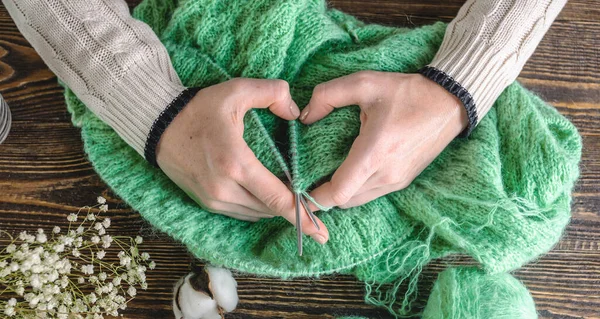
[144,87,202,168]
[417,66,478,137]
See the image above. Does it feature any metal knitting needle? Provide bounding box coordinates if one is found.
[300,194,320,231]
[295,193,303,256]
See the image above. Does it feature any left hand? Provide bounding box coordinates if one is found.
[300,71,469,208]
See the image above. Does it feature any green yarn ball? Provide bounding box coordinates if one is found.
[62,0,582,317]
[423,268,537,319]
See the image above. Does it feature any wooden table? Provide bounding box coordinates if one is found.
[1,1,598,318]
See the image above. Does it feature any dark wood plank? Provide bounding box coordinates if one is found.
[1,1,599,318]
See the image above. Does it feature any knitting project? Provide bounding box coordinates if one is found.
[62,0,582,317]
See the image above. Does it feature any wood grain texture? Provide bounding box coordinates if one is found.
[1,1,599,318]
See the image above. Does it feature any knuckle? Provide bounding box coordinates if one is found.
[202,198,221,211]
[396,178,411,190]
[331,188,352,206]
[228,78,246,91]
[262,193,288,214]
[206,186,229,202]
[380,173,398,185]
[274,79,289,92]
[312,84,327,101]
[215,156,242,179]
[355,71,376,88]
[272,80,290,101]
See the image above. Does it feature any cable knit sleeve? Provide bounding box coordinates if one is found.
[425,0,567,134]
[2,0,186,156]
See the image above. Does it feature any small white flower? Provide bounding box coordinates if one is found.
[29,295,41,307]
[91,236,100,244]
[4,307,15,317]
[102,218,111,228]
[119,255,132,268]
[53,243,65,253]
[81,264,94,275]
[96,250,106,260]
[8,298,17,307]
[0,261,6,268]
[67,213,78,222]
[76,226,84,234]
[148,261,156,270]
[99,204,108,212]
[72,248,81,258]
[134,236,143,244]
[36,232,47,244]
[1,268,12,278]
[97,196,106,204]
[15,286,24,296]
[6,244,16,253]
[78,277,85,284]
[127,286,137,297]
[98,272,107,281]
[141,252,150,261]
[87,212,96,221]
[98,228,106,236]
[112,277,122,286]
[94,222,103,231]
[60,235,74,247]
[52,226,61,234]
[88,292,97,304]
[101,235,113,248]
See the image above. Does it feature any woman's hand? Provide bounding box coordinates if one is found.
[156,78,329,244]
[300,71,468,209]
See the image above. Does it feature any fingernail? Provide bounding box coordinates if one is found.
[290,104,300,118]
[300,108,310,121]
[310,233,327,245]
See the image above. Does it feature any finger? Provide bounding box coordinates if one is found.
[182,186,273,220]
[301,71,376,124]
[236,78,300,120]
[238,149,329,244]
[197,198,273,219]
[339,184,401,209]
[209,208,262,222]
[216,182,277,216]
[308,134,377,208]
[349,169,389,197]
[198,200,270,222]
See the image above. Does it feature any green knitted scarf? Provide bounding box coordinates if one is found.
[63,0,582,317]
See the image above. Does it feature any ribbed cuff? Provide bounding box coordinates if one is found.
[144,87,202,167]
[418,66,477,137]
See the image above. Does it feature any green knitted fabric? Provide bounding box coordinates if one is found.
[423,268,537,319]
[62,0,582,317]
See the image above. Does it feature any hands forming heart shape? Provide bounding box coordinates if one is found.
[156,70,468,246]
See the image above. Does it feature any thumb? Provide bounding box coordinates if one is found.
[300,71,373,124]
[237,78,300,120]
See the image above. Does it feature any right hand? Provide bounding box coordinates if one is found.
[156,78,329,245]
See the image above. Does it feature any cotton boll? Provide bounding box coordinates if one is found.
[173,273,221,319]
[205,266,238,312]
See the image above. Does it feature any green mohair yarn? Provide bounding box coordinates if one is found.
[62,0,582,317]
[423,268,537,319]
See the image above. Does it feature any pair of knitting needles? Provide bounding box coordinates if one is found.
[283,170,319,256]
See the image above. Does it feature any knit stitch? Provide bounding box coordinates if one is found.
[62,0,582,317]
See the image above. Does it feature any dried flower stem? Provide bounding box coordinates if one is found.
[0,197,155,318]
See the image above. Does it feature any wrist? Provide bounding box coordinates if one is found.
[417,66,475,137]
[146,87,202,168]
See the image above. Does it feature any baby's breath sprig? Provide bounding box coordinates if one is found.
[0,196,155,318]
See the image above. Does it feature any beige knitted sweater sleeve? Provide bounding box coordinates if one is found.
[429,0,567,123]
[3,0,566,157]
[2,0,185,156]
